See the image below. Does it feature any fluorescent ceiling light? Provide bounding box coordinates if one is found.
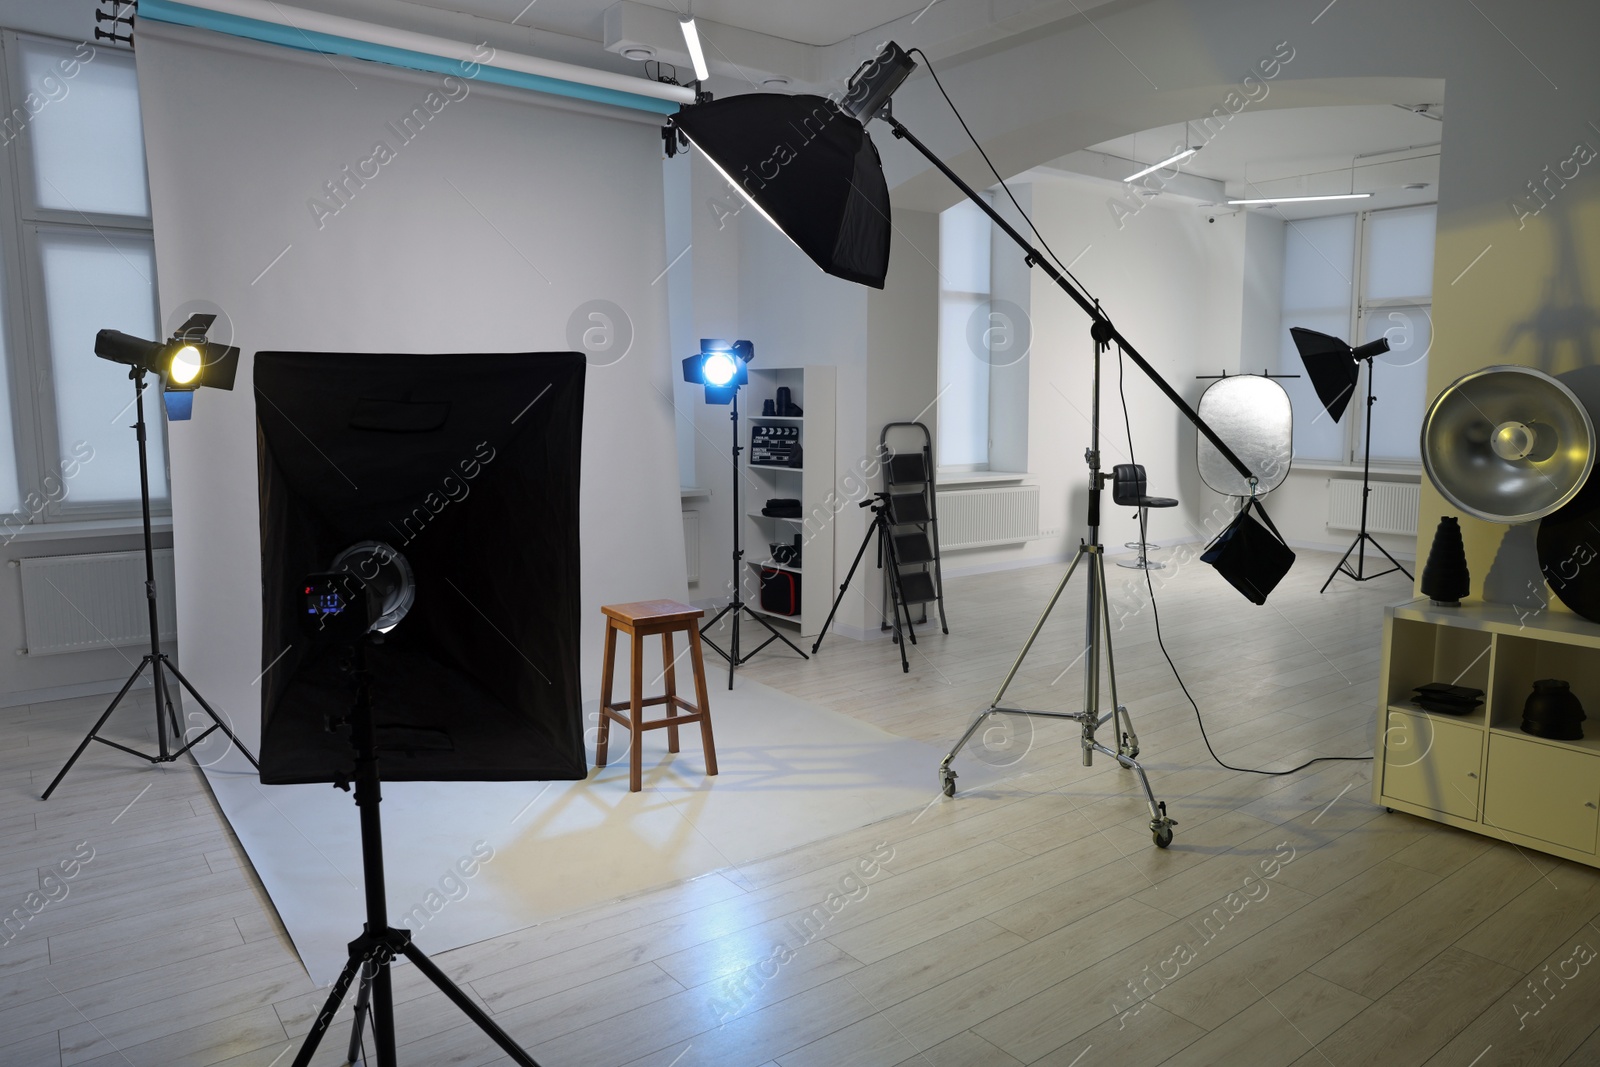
[1227,193,1372,205]
[680,17,709,82]
[1124,147,1197,182]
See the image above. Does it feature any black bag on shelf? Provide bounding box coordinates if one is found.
[1201,496,1294,605]
[759,567,801,615]
[762,497,802,518]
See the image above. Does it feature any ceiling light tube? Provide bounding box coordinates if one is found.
[680,17,709,82]
[1227,193,1372,204]
[1124,147,1197,182]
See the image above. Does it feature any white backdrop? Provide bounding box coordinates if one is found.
[135,21,688,747]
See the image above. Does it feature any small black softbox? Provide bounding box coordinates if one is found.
[254,351,586,785]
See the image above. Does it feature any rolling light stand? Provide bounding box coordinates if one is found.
[1322,359,1412,592]
[938,323,1176,847]
[699,386,809,689]
[42,366,258,800]
[290,636,539,1067]
[811,493,920,672]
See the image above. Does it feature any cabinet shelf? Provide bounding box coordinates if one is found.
[1377,597,1600,868]
[739,366,835,639]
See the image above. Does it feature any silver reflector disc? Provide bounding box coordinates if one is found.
[1197,375,1293,496]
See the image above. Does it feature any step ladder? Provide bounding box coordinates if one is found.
[880,422,949,637]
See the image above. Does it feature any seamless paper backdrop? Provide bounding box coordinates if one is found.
[134,21,688,756]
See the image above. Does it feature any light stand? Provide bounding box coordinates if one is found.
[42,367,258,800]
[665,48,1271,847]
[698,385,810,689]
[811,493,919,672]
[878,113,1259,846]
[1321,357,1412,591]
[287,636,540,1067]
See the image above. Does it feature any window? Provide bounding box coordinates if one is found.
[1277,204,1437,467]
[937,197,992,470]
[0,31,161,529]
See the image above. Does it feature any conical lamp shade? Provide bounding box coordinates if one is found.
[1420,516,1470,605]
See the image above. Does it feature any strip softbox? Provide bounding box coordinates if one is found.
[254,351,586,785]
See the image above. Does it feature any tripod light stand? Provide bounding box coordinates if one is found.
[664,42,1273,848]
[812,493,920,672]
[289,551,540,1067]
[1290,327,1413,592]
[683,339,809,689]
[43,320,257,800]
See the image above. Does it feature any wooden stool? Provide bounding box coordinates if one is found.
[596,600,718,792]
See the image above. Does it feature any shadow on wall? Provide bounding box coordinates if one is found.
[1506,197,1600,375]
[1482,522,1543,609]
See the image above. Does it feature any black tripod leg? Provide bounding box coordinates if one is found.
[41,656,153,800]
[346,964,373,1065]
[401,942,541,1066]
[1321,536,1361,593]
[292,951,366,1067]
[812,518,880,655]
[740,605,809,660]
[161,657,260,769]
[1365,534,1414,580]
[881,529,913,672]
[371,954,397,1067]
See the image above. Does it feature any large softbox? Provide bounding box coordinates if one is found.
[254,351,585,785]
[670,94,892,289]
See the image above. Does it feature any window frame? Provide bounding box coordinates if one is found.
[1282,202,1436,475]
[0,28,164,525]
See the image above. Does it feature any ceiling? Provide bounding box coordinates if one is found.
[1064,104,1444,219]
[391,0,940,47]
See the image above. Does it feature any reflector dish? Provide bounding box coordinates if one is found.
[1421,365,1595,523]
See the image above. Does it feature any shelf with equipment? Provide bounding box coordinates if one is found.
[1375,598,1600,866]
[742,366,835,639]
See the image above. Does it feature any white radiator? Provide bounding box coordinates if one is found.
[1327,479,1420,537]
[17,550,178,656]
[936,485,1041,549]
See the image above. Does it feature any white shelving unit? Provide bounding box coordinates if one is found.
[1375,598,1600,868]
[741,366,835,640]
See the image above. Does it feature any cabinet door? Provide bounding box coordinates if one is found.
[1485,734,1600,854]
[1381,710,1483,819]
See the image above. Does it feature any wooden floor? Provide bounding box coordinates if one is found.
[5,547,1600,1066]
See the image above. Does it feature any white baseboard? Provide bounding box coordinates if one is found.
[0,674,152,710]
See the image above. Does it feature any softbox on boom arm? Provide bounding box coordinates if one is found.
[254,351,586,785]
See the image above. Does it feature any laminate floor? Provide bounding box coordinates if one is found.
[4,548,1598,1066]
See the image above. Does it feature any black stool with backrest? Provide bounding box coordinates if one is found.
[1112,464,1178,570]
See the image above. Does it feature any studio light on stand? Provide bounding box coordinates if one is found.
[42,315,257,800]
[1290,326,1414,592]
[683,338,810,689]
[255,349,590,1066]
[665,42,1276,847]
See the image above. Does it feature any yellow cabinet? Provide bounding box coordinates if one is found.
[1484,734,1600,853]
[1381,710,1482,819]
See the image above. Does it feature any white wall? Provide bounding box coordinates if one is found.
[135,22,687,736]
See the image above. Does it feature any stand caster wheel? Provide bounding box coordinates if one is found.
[1385,807,1395,814]
[939,767,956,797]
[1153,826,1173,848]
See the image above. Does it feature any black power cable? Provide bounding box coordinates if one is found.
[1116,350,1372,776]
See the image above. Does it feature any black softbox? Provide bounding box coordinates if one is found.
[254,351,586,785]
[671,93,892,289]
